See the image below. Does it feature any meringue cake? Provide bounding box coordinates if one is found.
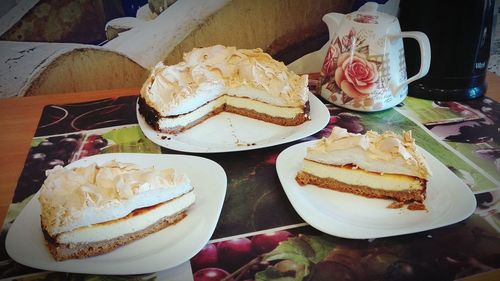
[39,160,195,261]
[138,45,310,134]
[296,127,430,204]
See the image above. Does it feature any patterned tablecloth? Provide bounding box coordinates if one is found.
[1,88,499,280]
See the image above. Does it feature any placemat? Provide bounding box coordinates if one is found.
[1,92,499,280]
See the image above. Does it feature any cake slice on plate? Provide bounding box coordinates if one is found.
[39,160,195,261]
[296,127,430,205]
[138,45,310,134]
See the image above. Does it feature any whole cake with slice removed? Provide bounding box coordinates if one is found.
[39,160,195,261]
[138,45,310,134]
[296,127,431,206]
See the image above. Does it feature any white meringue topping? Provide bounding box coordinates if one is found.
[140,45,309,116]
[306,127,430,179]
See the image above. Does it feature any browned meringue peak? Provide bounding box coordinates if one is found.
[140,45,309,116]
[307,127,431,179]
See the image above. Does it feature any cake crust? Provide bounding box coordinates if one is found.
[296,171,426,203]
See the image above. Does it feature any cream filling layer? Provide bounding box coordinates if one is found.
[302,160,423,191]
[56,191,195,244]
[157,95,304,130]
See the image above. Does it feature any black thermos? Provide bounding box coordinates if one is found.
[399,0,495,100]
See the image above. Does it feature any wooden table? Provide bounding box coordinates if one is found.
[0,76,499,280]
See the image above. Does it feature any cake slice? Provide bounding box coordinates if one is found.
[38,160,195,261]
[296,127,430,204]
[138,45,310,134]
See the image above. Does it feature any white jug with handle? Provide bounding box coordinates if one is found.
[319,2,431,111]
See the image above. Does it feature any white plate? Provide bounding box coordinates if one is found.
[6,153,227,275]
[137,92,330,153]
[276,140,477,239]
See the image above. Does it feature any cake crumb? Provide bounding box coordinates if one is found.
[387,201,404,209]
[407,202,427,211]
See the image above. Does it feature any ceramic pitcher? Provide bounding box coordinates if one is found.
[319,2,431,111]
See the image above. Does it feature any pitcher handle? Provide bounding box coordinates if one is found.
[399,31,431,85]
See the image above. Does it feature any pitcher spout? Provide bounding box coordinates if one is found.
[322,13,344,41]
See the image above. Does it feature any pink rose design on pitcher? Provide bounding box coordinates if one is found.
[321,43,340,76]
[334,52,379,99]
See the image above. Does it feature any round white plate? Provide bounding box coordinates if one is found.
[137,92,330,153]
[276,140,477,239]
[6,153,227,275]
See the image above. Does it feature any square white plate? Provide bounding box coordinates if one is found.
[137,92,330,153]
[5,153,227,275]
[276,140,477,239]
